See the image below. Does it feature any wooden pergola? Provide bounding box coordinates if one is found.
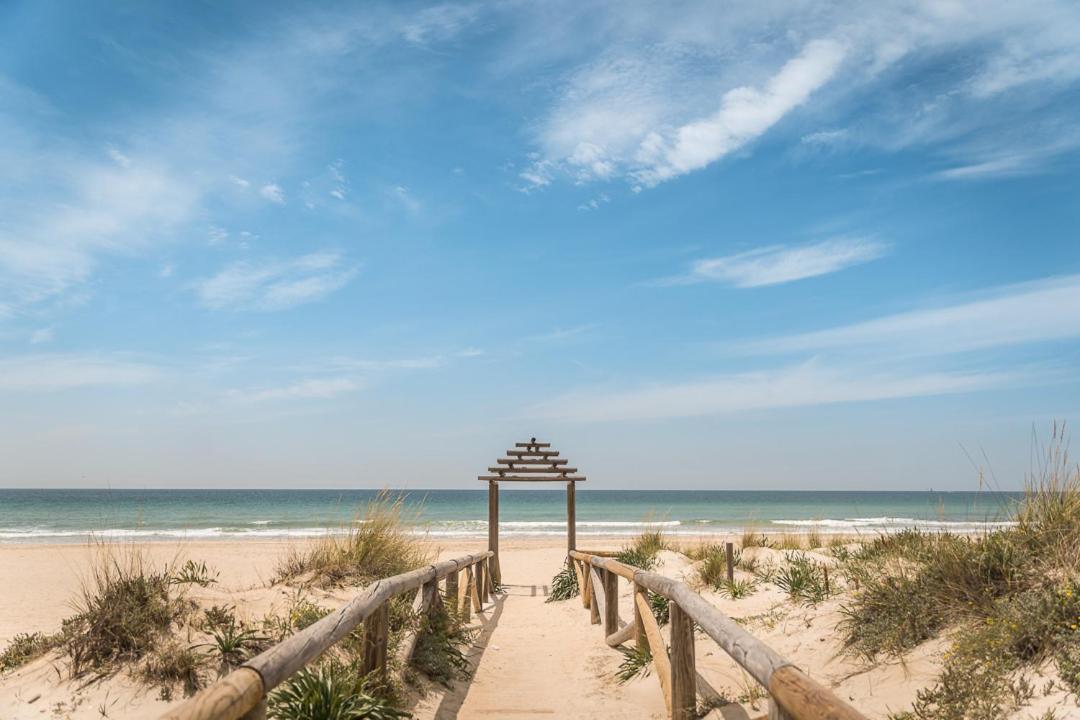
[479,438,585,584]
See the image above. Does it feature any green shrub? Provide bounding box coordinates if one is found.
[774,552,832,605]
[269,660,408,720]
[649,592,670,626]
[615,644,652,684]
[716,578,757,599]
[0,632,57,672]
[170,560,218,587]
[547,564,579,602]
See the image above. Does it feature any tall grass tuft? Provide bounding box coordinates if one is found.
[615,528,668,570]
[840,423,1080,718]
[269,659,408,720]
[274,491,432,588]
[64,544,190,675]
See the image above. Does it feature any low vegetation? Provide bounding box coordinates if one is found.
[546,563,579,602]
[773,552,833,605]
[269,659,408,720]
[615,528,667,570]
[274,491,431,588]
[840,424,1080,719]
[614,644,652,684]
[0,632,58,673]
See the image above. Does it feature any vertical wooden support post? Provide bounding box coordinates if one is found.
[669,602,696,720]
[462,566,473,621]
[567,480,576,555]
[476,559,487,608]
[488,480,501,585]
[239,697,267,720]
[446,567,459,615]
[588,566,601,626]
[633,582,647,650]
[361,602,389,684]
[603,568,619,637]
[725,542,735,584]
[823,565,830,595]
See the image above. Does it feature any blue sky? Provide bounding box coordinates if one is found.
[1,0,1078,490]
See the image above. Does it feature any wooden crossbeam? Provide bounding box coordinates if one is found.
[514,441,551,448]
[506,449,559,457]
[478,475,585,482]
[488,466,577,474]
[497,457,567,465]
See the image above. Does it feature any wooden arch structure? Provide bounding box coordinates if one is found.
[478,438,585,583]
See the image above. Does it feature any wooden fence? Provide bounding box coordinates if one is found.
[160,551,494,720]
[569,550,866,720]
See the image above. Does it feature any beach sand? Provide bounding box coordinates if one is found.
[0,536,1070,719]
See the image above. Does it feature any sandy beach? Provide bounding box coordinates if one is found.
[0,532,1071,720]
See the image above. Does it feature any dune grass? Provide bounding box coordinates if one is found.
[546,563,579,602]
[274,491,432,589]
[615,528,668,570]
[0,632,59,673]
[841,424,1080,718]
[64,544,193,676]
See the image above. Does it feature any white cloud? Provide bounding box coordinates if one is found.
[518,1,1080,188]
[390,185,421,213]
[0,354,160,392]
[228,377,362,403]
[633,40,846,186]
[529,363,1012,422]
[259,183,285,204]
[229,175,251,189]
[29,327,54,344]
[0,159,199,313]
[738,274,1080,356]
[159,263,175,278]
[106,145,132,168]
[402,3,479,45]
[671,237,889,288]
[195,252,357,311]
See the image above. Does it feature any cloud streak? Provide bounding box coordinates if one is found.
[736,274,1080,356]
[667,237,888,288]
[195,252,357,312]
[528,363,1012,422]
[0,354,161,392]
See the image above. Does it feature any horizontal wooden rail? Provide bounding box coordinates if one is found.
[161,552,493,720]
[569,551,865,720]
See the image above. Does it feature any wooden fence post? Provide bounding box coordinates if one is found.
[477,559,487,607]
[361,602,389,685]
[462,566,473,621]
[669,602,696,720]
[603,568,619,637]
[725,542,735,584]
[633,582,647,651]
[488,480,501,585]
[768,698,794,720]
[446,568,459,615]
[588,566,601,626]
[567,480,576,554]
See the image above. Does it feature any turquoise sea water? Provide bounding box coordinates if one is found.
[0,489,1022,543]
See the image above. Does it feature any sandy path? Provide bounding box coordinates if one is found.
[414,545,667,719]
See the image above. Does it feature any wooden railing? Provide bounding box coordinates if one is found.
[569,551,866,720]
[161,552,494,720]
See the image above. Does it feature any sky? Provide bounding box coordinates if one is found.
[1,0,1078,491]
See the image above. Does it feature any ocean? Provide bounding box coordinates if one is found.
[0,489,1022,543]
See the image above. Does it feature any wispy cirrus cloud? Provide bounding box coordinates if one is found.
[528,362,1013,422]
[226,377,362,403]
[515,0,1080,189]
[0,354,161,392]
[736,274,1080,356]
[662,237,888,288]
[194,252,357,312]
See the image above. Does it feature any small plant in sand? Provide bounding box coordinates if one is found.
[546,563,579,602]
[615,528,667,570]
[716,578,757,599]
[140,641,204,699]
[170,559,218,587]
[614,644,652,684]
[695,544,730,588]
[740,528,769,548]
[774,552,832,605]
[274,491,431,589]
[0,632,59,672]
[269,659,409,720]
[200,618,267,668]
